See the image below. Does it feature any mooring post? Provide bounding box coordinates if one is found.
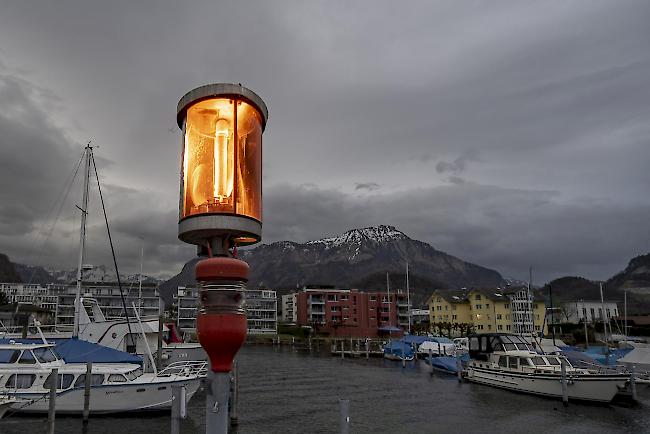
[308,335,312,353]
[171,384,186,434]
[83,361,92,423]
[47,368,57,434]
[630,364,637,402]
[229,362,239,427]
[428,349,433,375]
[341,340,345,360]
[560,359,569,406]
[365,339,369,360]
[456,355,462,382]
[339,399,350,434]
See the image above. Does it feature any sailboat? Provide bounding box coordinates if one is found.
[0,144,207,413]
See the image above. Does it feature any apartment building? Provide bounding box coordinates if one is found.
[281,292,297,323]
[428,287,547,336]
[293,286,410,337]
[174,286,278,335]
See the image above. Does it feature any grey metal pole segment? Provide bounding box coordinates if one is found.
[229,362,239,427]
[206,370,232,433]
[339,399,350,434]
[74,145,91,338]
[172,384,182,434]
[83,362,92,422]
[157,297,164,370]
[47,368,58,434]
[560,359,568,406]
[630,365,637,402]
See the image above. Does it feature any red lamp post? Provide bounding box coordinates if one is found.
[176,83,267,432]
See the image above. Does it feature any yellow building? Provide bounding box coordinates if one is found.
[427,287,547,336]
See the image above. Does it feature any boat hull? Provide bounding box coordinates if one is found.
[466,366,627,402]
[7,378,201,414]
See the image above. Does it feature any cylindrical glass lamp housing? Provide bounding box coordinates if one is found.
[177,84,268,246]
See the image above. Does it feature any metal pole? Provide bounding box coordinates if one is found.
[339,399,350,434]
[560,359,568,406]
[599,282,607,344]
[630,365,637,402]
[205,370,231,434]
[229,362,239,427]
[47,368,58,434]
[624,289,628,347]
[83,361,92,423]
[171,384,181,434]
[157,297,164,370]
[549,285,556,346]
[402,345,406,368]
[74,144,91,339]
[582,299,589,349]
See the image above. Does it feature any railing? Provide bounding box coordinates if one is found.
[157,360,208,379]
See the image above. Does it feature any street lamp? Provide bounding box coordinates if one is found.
[176,83,268,432]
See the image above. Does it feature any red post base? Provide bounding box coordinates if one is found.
[197,313,247,373]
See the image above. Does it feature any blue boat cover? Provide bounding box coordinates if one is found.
[428,356,460,373]
[0,338,143,365]
[383,341,415,358]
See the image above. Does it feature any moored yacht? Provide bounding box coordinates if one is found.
[0,341,206,414]
[465,333,629,403]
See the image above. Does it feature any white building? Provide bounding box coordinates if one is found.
[281,293,297,323]
[0,283,61,313]
[174,286,278,335]
[558,300,619,324]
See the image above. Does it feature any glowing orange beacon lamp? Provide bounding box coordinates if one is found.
[176,83,267,432]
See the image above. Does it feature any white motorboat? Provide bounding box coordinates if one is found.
[465,333,629,403]
[0,341,206,414]
[417,338,457,357]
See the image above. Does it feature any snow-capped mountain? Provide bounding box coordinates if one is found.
[14,263,163,285]
[238,225,504,292]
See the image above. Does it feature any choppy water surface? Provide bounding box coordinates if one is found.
[2,345,650,433]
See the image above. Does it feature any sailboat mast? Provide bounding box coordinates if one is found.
[599,282,608,344]
[138,242,144,316]
[386,272,391,328]
[624,289,628,346]
[406,262,411,334]
[73,144,92,339]
[527,266,533,336]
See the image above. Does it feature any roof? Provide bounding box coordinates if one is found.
[430,289,469,304]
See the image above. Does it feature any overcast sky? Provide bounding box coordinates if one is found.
[0,1,648,284]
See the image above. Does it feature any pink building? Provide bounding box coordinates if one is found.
[294,287,409,337]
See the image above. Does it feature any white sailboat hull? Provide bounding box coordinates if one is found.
[466,366,627,402]
[7,377,201,414]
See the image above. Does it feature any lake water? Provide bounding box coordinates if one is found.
[2,345,650,433]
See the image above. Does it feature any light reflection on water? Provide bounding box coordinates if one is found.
[2,345,649,433]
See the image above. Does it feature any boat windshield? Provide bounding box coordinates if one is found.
[0,349,21,363]
[546,356,561,366]
[125,368,143,381]
[531,357,547,366]
[33,347,58,363]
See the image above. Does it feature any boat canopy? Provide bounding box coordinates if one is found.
[383,341,414,358]
[0,338,143,365]
[400,335,433,345]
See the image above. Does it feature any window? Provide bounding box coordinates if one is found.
[497,324,503,331]
[533,304,538,310]
[18,351,36,364]
[477,325,484,330]
[0,350,20,363]
[504,304,509,309]
[508,357,518,369]
[437,305,442,311]
[330,306,340,312]
[496,314,502,320]
[520,358,533,367]
[487,325,492,330]
[452,315,457,320]
[369,296,376,302]
[340,295,348,301]
[498,356,508,368]
[486,303,490,309]
[475,295,482,300]
[436,297,441,302]
[74,374,105,388]
[475,304,482,310]
[546,357,560,366]
[506,325,511,331]
[108,374,127,383]
[532,357,546,366]
[327,294,337,301]
[125,368,143,381]
[44,373,75,390]
[33,347,58,363]
[452,305,456,311]
[5,374,36,389]
[445,305,448,311]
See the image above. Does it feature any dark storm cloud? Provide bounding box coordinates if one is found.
[354,182,380,191]
[0,1,648,282]
[263,184,650,283]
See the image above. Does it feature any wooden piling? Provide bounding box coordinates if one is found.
[630,365,637,402]
[428,349,433,375]
[230,362,239,427]
[83,361,92,423]
[47,368,58,434]
[560,359,568,406]
[339,399,350,434]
